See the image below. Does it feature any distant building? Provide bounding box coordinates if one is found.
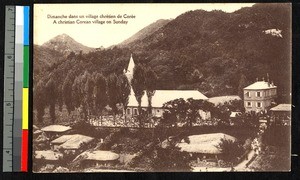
[243,79,277,113]
[123,55,209,120]
[270,104,291,126]
[208,95,241,106]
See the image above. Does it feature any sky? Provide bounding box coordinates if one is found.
[34,3,255,48]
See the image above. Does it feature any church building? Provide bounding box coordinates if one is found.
[123,54,209,120]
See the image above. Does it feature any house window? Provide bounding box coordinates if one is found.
[133,108,138,115]
[247,102,252,107]
[127,108,131,115]
[246,91,251,98]
[257,102,262,108]
[256,91,261,97]
[157,109,160,113]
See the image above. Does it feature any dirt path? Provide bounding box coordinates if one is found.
[234,149,255,171]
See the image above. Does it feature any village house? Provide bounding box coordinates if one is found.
[41,125,72,140]
[123,54,209,120]
[51,134,95,155]
[243,78,277,113]
[76,150,120,168]
[176,133,237,162]
[270,104,292,126]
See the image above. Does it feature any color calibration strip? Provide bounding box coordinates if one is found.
[3,6,29,172]
[21,6,30,172]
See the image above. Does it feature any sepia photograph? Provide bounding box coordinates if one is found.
[33,3,291,172]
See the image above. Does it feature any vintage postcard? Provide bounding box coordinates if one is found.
[33,3,291,172]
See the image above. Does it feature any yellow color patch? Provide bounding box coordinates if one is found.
[22,88,28,129]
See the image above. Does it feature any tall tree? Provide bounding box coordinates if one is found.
[62,71,76,114]
[238,74,249,99]
[145,68,158,117]
[84,75,95,120]
[34,80,46,124]
[45,79,57,124]
[118,74,131,122]
[131,64,146,127]
[107,73,120,125]
[72,71,91,122]
[93,73,108,125]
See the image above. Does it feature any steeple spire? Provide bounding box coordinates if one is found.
[125,53,135,82]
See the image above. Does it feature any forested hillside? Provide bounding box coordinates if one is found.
[33,3,291,119]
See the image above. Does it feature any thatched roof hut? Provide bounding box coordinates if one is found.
[41,125,71,133]
[35,150,63,161]
[176,133,237,154]
[73,150,120,166]
[54,134,94,150]
[84,151,119,161]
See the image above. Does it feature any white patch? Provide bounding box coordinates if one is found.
[263,29,283,38]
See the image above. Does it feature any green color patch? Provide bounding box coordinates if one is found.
[23,46,29,88]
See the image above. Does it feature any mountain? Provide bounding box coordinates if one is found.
[34,3,291,105]
[33,45,64,83]
[125,4,291,101]
[117,19,171,48]
[41,34,95,54]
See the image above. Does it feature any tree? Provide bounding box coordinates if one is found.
[145,68,158,116]
[72,71,92,122]
[117,74,131,122]
[84,75,95,120]
[107,73,120,125]
[162,98,188,127]
[62,71,76,114]
[152,144,191,172]
[131,64,146,127]
[186,98,209,127]
[217,138,244,164]
[34,80,47,124]
[162,98,215,127]
[45,79,57,124]
[238,74,249,99]
[93,73,108,125]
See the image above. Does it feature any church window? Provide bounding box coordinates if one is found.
[127,108,131,115]
[133,108,138,115]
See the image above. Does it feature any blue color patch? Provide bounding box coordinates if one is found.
[23,6,29,45]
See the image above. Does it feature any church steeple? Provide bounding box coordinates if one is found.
[125,54,135,82]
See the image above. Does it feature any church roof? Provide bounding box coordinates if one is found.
[244,81,276,90]
[128,90,208,108]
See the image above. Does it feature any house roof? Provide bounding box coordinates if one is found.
[58,134,94,150]
[128,89,208,108]
[35,150,63,161]
[51,134,74,144]
[244,81,276,90]
[208,95,241,106]
[270,104,292,112]
[41,125,72,133]
[79,150,120,161]
[176,133,237,154]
